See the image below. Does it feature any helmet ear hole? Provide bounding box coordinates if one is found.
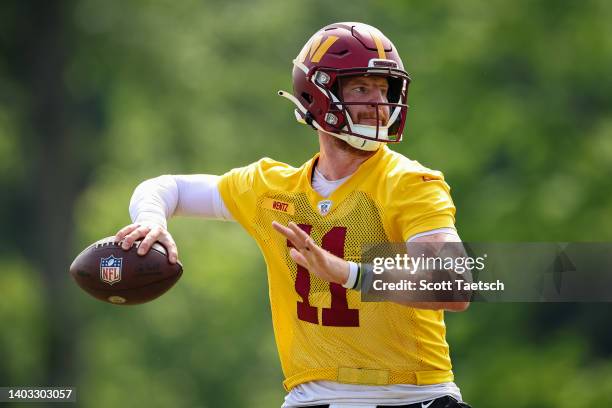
[330,82,339,97]
[301,92,313,105]
[387,77,404,104]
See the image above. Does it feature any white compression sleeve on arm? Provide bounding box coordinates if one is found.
[128,174,233,228]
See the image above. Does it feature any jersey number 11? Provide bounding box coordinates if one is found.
[287,224,359,327]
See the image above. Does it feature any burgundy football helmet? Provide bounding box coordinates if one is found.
[279,22,411,151]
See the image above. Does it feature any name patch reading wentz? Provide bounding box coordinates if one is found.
[262,198,295,215]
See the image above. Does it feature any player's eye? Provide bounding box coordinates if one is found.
[352,86,367,93]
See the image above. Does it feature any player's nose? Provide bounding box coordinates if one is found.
[368,87,388,104]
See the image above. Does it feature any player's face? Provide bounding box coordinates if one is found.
[339,75,390,127]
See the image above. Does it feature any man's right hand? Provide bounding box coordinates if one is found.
[115,222,179,264]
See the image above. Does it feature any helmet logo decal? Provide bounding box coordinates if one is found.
[298,35,339,63]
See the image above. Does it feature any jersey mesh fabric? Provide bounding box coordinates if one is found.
[218,146,457,391]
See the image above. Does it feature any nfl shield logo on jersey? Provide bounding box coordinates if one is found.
[317,200,333,216]
[100,255,122,285]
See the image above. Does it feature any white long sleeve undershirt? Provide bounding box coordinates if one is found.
[128,174,233,229]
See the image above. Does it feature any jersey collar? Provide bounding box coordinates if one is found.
[302,145,388,215]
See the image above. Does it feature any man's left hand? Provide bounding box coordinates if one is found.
[272,221,350,285]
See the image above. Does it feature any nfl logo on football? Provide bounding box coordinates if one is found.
[100,255,122,285]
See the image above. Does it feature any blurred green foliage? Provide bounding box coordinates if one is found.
[1,0,611,407]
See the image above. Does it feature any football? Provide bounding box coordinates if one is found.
[69,236,183,305]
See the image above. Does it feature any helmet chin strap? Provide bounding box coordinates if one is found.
[278,90,384,152]
[333,133,382,151]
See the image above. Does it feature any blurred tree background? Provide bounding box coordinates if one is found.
[1,0,612,407]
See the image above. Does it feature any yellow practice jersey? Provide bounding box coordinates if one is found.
[218,146,457,391]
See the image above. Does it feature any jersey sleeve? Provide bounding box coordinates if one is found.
[390,172,457,242]
[217,161,261,235]
[218,158,287,236]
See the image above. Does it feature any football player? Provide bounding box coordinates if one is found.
[116,22,471,408]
